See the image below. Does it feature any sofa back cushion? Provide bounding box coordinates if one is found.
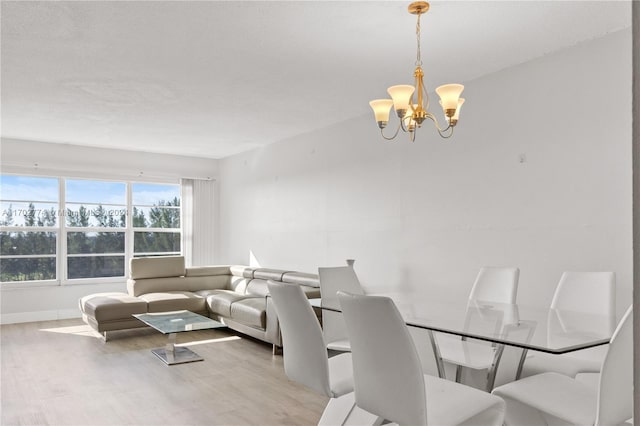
[246,279,270,297]
[229,276,251,293]
[130,256,185,279]
[186,266,231,277]
[184,266,230,292]
[185,275,230,292]
[130,277,190,296]
[282,271,320,288]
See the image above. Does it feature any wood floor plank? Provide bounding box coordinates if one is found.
[1,319,327,425]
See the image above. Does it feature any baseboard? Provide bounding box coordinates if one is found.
[1,309,82,325]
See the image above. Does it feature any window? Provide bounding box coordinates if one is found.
[65,179,127,279]
[0,175,181,285]
[0,175,59,282]
[132,183,181,257]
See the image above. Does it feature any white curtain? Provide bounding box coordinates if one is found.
[181,178,216,266]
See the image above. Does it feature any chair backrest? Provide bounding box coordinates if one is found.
[551,272,615,316]
[319,266,364,345]
[595,305,632,426]
[338,291,427,425]
[318,266,363,309]
[469,266,520,304]
[267,280,332,397]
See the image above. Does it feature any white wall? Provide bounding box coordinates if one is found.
[0,139,219,323]
[217,29,633,317]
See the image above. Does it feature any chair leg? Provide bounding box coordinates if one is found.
[486,344,506,392]
[272,344,282,355]
[515,349,528,380]
[455,365,463,382]
[427,330,446,378]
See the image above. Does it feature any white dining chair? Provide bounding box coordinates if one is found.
[519,271,616,379]
[492,305,632,426]
[338,291,506,426]
[436,266,520,388]
[318,265,364,352]
[267,280,356,425]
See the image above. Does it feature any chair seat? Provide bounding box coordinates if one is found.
[574,372,600,389]
[327,338,351,352]
[492,372,596,425]
[425,374,505,425]
[520,351,602,379]
[327,353,353,398]
[438,335,496,370]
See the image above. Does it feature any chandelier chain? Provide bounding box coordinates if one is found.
[415,13,422,66]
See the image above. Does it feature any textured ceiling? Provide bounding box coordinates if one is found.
[1,1,631,159]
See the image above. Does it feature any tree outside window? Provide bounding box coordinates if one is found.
[0,175,181,284]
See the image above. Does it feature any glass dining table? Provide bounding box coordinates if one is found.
[309,293,616,390]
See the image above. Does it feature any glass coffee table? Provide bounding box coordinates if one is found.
[133,310,226,365]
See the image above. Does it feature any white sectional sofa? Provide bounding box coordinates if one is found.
[79,256,320,352]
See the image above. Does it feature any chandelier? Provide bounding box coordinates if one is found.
[369,2,465,142]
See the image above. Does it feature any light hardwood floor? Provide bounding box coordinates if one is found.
[1,318,327,425]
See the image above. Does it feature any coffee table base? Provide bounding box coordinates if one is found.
[151,332,204,365]
[151,346,203,365]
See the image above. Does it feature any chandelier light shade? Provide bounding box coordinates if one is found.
[369,1,465,141]
[369,99,394,125]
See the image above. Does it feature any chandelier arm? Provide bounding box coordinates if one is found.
[399,116,409,133]
[380,121,403,140]
[437,126,454,139]
[424,111,451,133]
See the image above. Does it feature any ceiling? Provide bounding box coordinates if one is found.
[1,1,631,159]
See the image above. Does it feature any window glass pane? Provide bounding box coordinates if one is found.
[67,232,125,254]
[132,183,180,206]
[0,175,58,202]
[67,256,124,279]
[132,206,180,228]
[1,202,59,227]
[134,232,181,254]
[1,258,56,282]
[66,180,126,205]
[65,204,127,228]
[1,232,57,255]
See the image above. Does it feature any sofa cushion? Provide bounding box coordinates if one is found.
[194,289,226,298]
[253,268,288,281]
[229,276,250,293]
[80,292,147,322]
[184,275,230,292]
[230,298,266,329]
[282,271,320,288]
[130,256,185,279]
[139,291,206,313]
[207,291,255,317]
[246,279,270,297]
[128,276,189,297]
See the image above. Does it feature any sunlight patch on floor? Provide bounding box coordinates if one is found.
[176,336,242,347]
[39,324,97,337]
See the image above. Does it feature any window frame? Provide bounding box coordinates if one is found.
[0,174,182,287]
